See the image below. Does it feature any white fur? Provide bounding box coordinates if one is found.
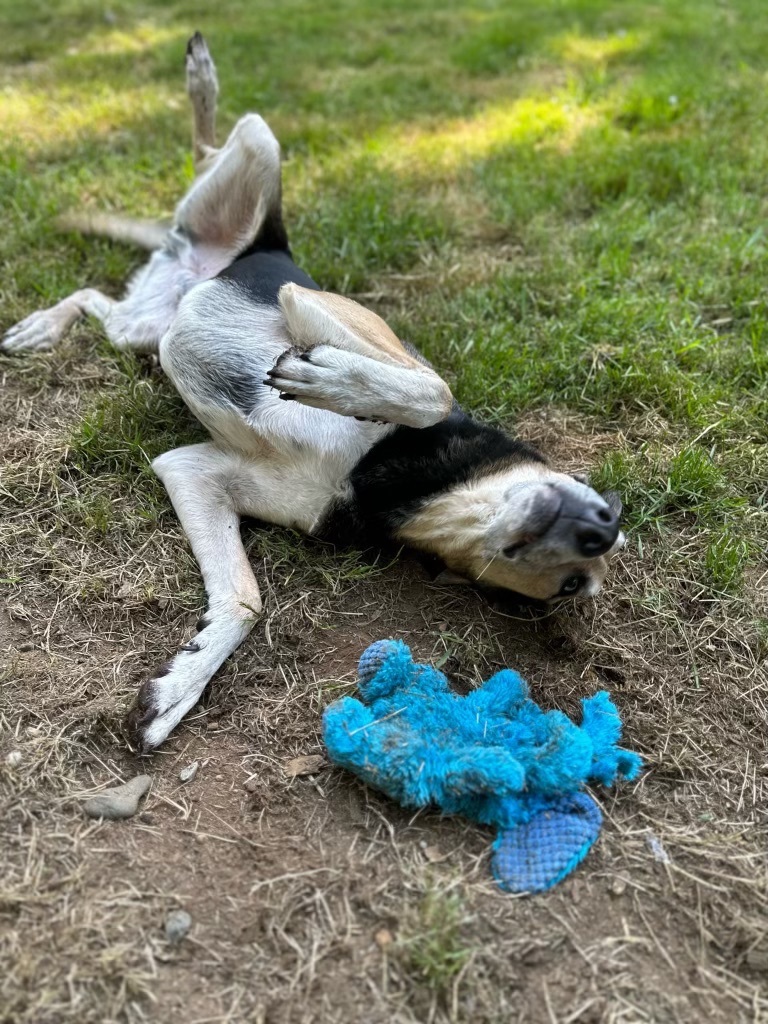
[266,344,452,427]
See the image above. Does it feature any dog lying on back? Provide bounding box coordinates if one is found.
[2,35,624,752]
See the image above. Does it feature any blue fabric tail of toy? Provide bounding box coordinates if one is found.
[491,792,603,894]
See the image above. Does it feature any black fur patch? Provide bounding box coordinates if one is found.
[216,249,320,307]
[317,410,545,545]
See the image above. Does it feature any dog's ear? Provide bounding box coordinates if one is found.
[601,490,623,518]
[433,569,473,587]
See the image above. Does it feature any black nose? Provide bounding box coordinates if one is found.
[574,505,619,557]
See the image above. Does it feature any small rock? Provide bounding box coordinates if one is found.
[610,876,627,897]
[82,775,151,820]
[179,760,199,783]
[284,754,326,778]
[374,927,393,949]
[165,909,192,943]
[6,750,22,767]
[422,845,447,863]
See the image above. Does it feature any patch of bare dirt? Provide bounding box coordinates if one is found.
[1,345,766,1023]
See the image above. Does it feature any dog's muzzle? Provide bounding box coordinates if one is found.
[548,488,620,557]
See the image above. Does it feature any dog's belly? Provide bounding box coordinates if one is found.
[160,276,392,529]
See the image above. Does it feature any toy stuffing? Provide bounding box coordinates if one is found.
[323,640,643,894]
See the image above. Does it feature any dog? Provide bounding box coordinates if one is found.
[2,35,624,752]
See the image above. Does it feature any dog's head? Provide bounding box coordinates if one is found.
[398,462,624,603]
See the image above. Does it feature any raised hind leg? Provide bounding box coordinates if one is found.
[186,31,220,170]
[2,33,284,355]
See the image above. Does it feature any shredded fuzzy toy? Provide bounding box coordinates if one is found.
[323,640,643,893]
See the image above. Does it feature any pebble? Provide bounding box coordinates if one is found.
[610,876,628,897]
[179,760,199,783]
[283,754,326,778]
[165,909,192,943]
[6,750,23,767]
[82,775,152,820]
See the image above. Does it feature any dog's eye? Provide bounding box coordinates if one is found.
[559,574,584,597]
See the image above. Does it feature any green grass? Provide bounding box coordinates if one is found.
[1,0,766,601]
[398,889,472,991]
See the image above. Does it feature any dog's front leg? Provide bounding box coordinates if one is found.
[267,283,454,427]
[127,443,262,752]
[266,345,453,428]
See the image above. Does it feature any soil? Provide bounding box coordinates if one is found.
[1,343,766,1024]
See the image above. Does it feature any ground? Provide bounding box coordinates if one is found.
[1,1,767,1022]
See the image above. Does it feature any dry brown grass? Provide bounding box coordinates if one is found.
[1,326,767,1024]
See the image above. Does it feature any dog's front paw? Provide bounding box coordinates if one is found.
[2,310,64,352]
[125,660,205,753]
[263,345,387,422]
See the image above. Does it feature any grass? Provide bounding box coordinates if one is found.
[1,1,767,1022]
[398,889,472,991]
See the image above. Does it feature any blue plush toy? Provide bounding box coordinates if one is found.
[323,640,643,894]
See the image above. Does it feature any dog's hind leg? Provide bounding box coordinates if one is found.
[173,111,286,254]
[127,442,263,752]
[2,289,117,353]
[2,113,285,354]
[186,31,220,171]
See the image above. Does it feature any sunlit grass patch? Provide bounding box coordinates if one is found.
[551,28,650,66]
[2,82,177,149]
[379,95,599,172]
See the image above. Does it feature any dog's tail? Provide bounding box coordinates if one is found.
[56,212,170,251]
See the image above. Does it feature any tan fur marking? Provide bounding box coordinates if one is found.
[279,284,423,369]
[395,467,617,601]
